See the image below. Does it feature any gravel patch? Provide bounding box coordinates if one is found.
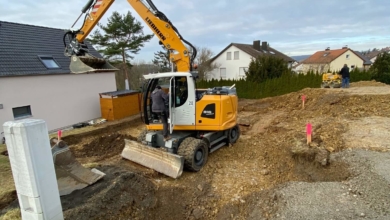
[271,149,390,220]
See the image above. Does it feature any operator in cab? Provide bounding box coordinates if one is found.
[151,85,171,141]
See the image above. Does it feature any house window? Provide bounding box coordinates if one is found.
[320,65,324,72]
[38,55,60,69]
[351,65,355,69]
[226,52,231,60]
[234,51,239,60]
[346,54,350,59]
[239,67,248,76]
[12,105,32,119]
[220,68,226,79]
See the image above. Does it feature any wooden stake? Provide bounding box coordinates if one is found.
[302,95,306,109]
[306,123,312,144]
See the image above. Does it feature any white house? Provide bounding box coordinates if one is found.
[0,21,117,137]
[208,40,295,80]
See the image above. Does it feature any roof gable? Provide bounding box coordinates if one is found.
[0,21,102,77]
[302,48,349,64]
[209,41,295,63]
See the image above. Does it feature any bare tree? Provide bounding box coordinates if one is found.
[114,60,160,91]
[187,45,220,80]
[128,60,160,90]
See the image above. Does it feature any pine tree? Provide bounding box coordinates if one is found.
[88,11,154,89]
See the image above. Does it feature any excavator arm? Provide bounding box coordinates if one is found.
[64,0,197,73]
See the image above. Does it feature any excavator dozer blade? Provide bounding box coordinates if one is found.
[121,139,184,179]
[69,55,118,74]
[52,140,105,196]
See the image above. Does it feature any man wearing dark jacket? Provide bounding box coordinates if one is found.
[339,64,350,88]
[151,85,171,140]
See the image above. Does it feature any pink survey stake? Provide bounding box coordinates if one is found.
[302,95,306,101]
[58,130,62,139]
[306,123,312,135]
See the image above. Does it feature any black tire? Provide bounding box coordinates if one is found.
[228,124,240,144]
[137,129,148,142]
[177,137,209,172]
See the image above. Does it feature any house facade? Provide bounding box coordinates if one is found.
[208,40,295,80]
[301,47,371,74]
[0,21,116,135]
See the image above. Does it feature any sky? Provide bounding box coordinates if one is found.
[2,0,390,62]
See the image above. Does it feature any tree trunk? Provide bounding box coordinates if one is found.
[122,49,130,90]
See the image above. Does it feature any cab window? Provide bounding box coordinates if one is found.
[173,76,188,107]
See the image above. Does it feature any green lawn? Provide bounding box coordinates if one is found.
[0,144,17,219]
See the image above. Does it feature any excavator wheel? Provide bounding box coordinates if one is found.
[177,137,209,172]
[228,124,240,144]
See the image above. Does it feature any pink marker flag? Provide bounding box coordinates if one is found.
[58,130,62,140]
[306,123,312,144]
[306,123,312,135]
[302,95,306,101]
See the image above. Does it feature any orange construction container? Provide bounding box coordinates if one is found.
[99,90,141,121]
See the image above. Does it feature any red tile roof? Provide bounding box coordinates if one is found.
[302,48,349,64]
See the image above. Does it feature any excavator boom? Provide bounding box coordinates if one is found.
[64,0,197,73]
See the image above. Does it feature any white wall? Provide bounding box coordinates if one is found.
[331,50,363,71]
[0,72,116,134]
[209,45,253,80]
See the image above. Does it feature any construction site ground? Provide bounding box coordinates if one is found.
[1,80,390,220]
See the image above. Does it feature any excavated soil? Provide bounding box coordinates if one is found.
[2,80,390,219]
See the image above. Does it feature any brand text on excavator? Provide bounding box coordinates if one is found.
[145,17,166,41]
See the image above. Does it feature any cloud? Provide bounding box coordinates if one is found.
[1,0,390,61]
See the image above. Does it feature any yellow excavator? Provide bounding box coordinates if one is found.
[61,0,240,179]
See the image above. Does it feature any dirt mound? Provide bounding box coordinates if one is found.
[0,151,7,156]
[0,191,16,210]
[61,165,158,220]
[71,132,137,162]
[350,80,388,87]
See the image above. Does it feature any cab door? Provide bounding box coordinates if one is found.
[171,76,196,127]
[168,76,175,134]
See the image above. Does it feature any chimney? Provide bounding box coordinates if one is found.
[253,40,261,51]
[325,47,330,51]
[262,41,268,51]
[342,45,348,49]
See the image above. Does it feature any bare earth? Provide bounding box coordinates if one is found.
[1,80,390,220]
